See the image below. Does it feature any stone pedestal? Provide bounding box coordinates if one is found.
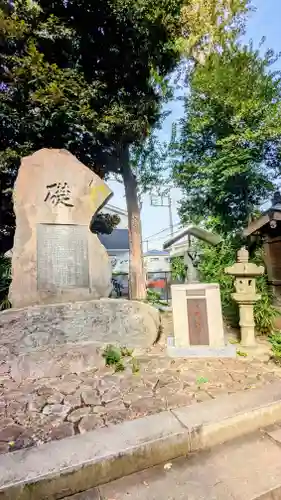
[235,299,259,347]
[167,283,236,358]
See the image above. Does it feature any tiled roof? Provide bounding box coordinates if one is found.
[98,229,129,250]
[143,249,170,256]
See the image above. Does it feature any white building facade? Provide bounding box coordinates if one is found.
[143,250,171,273]
[101,204,128,229]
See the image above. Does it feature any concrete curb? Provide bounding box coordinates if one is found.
[1,382,281,499]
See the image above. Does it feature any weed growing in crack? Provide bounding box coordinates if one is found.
[102,344,139,374]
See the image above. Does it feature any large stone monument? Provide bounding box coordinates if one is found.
[9,149,113,307]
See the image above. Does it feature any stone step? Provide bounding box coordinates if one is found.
[3,383,281,499]
[64,427,281,500]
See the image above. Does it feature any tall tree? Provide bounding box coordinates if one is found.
[174,42,281,234]
[179,0,251,62]
[0,0,251,297]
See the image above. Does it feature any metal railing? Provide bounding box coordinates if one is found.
[110,272,183,300]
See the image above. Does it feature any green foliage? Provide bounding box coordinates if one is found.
[90,214,120,235]
[146,288,162,305]
[102,345,122,366]
[171,256,186,281]
[130,124,177,205]
[269,331,281,363]
[173,42,281,234]
[0,0,184,252]
[0,0,253,253]
[131,358,141,374]
[253,295,278,336]
[0,255,11,310]
[198,238,277,335]
[179,0,251,61]
[114,361,125,372]
[102,344,138,373]
[236,350,248,357]
[252,248,279,335]
[196,376,208,385]
[120,346,134,357]
[198,239,239,326]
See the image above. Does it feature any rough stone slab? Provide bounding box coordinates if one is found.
[172,381,281,451]
[167,336,237,358]
[0,300,160,365]
[9,344,104,383]
[67,407,92,423]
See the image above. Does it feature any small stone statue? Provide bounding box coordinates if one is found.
[184,252,199,283]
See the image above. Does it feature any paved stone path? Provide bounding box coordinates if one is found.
[1,353,281,455]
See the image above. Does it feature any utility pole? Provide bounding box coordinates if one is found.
[150,192,174,236]
[167,195,174,236]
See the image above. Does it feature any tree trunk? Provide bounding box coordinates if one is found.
[121,145,146,300]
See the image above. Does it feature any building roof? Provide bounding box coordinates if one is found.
[98,229,129,250]
[163,225,222,250]
[243,191,281,237]
[144,249,170,257]
[102,204,128,217]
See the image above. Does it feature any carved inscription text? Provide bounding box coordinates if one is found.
[37,224,89,290]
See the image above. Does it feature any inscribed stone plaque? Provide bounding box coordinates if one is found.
[37,224,89,290]
[187,298,209,345]
[186,289,205,297]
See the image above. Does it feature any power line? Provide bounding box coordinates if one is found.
[143,222,182,242]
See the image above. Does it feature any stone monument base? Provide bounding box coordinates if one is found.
[167,336,236,358]
[0,299,161,364]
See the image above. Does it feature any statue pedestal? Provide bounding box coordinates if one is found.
[232,294,261,347]
[167,336,236,358]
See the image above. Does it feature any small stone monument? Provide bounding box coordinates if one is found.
[225,247,264,346]
[9,149,113,308]
[164,226,236,357]
[167,283,235,357]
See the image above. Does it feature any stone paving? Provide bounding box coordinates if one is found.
[1,351,281,455]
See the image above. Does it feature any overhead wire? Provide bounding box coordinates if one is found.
[143,221,182,243]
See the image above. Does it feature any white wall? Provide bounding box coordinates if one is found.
[102,205,128,229]
[144,255,171,273]
[111,253,171,274]
[110,251,130,273]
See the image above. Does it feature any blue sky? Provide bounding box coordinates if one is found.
[108,0,281,249]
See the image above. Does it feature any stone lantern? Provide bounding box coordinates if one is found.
[225,247,264,347]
